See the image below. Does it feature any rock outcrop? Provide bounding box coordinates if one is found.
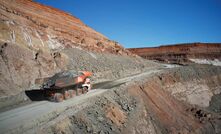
[0,0,156,98]
[0,1,220,133]
[0,0,132,55]
[40,65,221,134]
[0,0,155,97]
[128,43,221,65]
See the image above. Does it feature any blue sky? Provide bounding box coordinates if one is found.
[35,0,221,48]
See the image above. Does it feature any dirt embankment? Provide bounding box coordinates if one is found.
[0,1,220,133]
[0,41,159,110]
[128,43,221,65]
[0,0,157,105]
[34,65,221,134]
[0,0,154,108]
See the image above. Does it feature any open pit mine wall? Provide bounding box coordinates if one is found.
[0,0,132,55]
[128,43,221,64]
[0,0,146,98]
[43,65,221,134]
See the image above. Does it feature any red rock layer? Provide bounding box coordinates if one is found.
[128,43,221,64]
[0,0,132,55]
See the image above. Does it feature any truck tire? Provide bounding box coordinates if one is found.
[54,93,64,102]
[83,86,89,93]
[68,90,76,98]
[64,90,70,100]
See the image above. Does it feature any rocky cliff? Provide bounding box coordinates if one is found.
[0,1,221,133]
[128,43,221,65]
[0,0,155,98]
[0,0,131,55]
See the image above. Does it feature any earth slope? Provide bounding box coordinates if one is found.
[0,1,221,134]
[128,43,221,65]
[0,0,131,55]
[0,0,158,106]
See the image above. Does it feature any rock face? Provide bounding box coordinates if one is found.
[0,0,157,98]
[40,65,221,134]
[128,43,221,65]
[1,1,220,134]
[0,0,131,55]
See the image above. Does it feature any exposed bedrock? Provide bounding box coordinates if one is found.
[41,65,221,134]
[0,41,159,110]
[0,0,133,56]
[0,0,159,109]
[128,43,221,65]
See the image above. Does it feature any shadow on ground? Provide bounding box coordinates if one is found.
[25,89,47,101]
[25,80,126,102]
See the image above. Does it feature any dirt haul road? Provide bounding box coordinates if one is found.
[0,67,169,134]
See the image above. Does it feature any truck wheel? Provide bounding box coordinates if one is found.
[54,93,64,102]
[64,90,70,100]
[83,86,88,93]
[68,90,76,98]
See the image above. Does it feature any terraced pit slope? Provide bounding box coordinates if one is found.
[128,43,221,65]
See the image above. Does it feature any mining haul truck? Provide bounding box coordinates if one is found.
[35,70,92,102]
